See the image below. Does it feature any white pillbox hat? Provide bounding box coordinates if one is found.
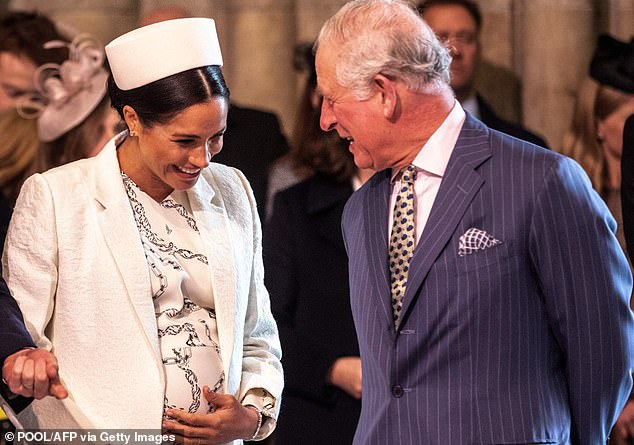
[105,18,223,91]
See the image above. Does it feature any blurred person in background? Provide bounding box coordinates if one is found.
[0,11,69,111]
[0,108,38,246]
[562,35,634,269]
[0,10,72,253]
[0,34,120,252]
[417,0,548,148]
[264,41,372,445]
[265,42,341,216]
[19,34,121,174]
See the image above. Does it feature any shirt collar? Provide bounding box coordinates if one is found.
[391,100,466,182]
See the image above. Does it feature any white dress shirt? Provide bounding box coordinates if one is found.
[389,101,466,243]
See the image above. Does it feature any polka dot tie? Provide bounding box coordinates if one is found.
[389,164,417,326]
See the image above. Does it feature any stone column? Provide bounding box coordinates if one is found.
[137,0,229,53]
[225,0,296,135]
[295,0,346,42]
[517,0,595,150]
[10,0,138,46]
[608,0,634,40]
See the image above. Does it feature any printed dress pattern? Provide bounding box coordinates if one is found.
[122,172,224,416]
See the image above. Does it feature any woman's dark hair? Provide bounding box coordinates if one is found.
[108,65,230,127]
[0,11,69,65]
[287,42,355,182]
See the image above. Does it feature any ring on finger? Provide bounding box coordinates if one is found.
[23,382,34,389]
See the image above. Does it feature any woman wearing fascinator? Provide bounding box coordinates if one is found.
[0,35,119,244]
[2,18,282,445]
[562,35,634,256]
[18,34,121,173]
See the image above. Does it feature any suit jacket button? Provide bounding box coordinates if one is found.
[392,385,404,398]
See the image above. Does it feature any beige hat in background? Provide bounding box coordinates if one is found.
[105,17,223,91]
[31,35,109,142]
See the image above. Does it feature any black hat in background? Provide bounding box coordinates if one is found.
[590,34,634,93]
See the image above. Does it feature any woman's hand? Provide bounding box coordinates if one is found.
[2,348,68,400]
[162,386,260,445]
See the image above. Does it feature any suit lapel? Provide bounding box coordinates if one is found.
[399,116,492,327]
[90,141,159,356]
[187,171,236,389]
[363,170,394,326]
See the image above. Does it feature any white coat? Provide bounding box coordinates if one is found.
[3,136,283,443]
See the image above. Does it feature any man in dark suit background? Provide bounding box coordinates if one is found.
[315,1,633,443]
[417,0,548,148]
[214,103,289,221]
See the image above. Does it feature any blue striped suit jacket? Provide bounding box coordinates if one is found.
[342,115,634,445]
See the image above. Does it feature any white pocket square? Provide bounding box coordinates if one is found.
[458,227,502,257]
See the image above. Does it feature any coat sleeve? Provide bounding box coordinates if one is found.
[2,174,58,351]
[0,279,35,361]
[232,170,283,432]
[0,277,36,412]
[530,156,634,444]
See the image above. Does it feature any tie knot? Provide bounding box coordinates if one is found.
[400,165,417,184]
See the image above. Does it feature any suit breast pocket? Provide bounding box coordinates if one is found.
[457,242,514,273]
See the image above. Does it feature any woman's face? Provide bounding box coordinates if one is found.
[127,97,228,201]
[597,96,634,159]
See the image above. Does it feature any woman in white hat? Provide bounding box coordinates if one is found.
[3,18,283,444]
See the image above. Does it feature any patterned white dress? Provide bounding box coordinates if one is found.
[122,172,225,417]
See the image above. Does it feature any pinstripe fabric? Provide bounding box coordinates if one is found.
[342,115,634,445]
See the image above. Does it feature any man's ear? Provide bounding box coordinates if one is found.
[373,74,399,121]
[122,105,141,134]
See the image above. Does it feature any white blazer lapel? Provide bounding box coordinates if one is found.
[89,140,160,358]
[187,172,236,391]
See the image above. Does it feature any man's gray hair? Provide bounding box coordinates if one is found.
[315,0,451,100]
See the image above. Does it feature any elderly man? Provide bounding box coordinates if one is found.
[315,1,634,444]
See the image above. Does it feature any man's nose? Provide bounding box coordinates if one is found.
[320,99,336,131]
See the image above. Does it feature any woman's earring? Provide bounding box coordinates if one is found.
[129,129,138,137]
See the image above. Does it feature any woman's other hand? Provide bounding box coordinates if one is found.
[162,386,260,444]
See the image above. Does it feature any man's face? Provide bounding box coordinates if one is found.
[422,4,480,100]
[316,43,390,171]
[0,51,38,112]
